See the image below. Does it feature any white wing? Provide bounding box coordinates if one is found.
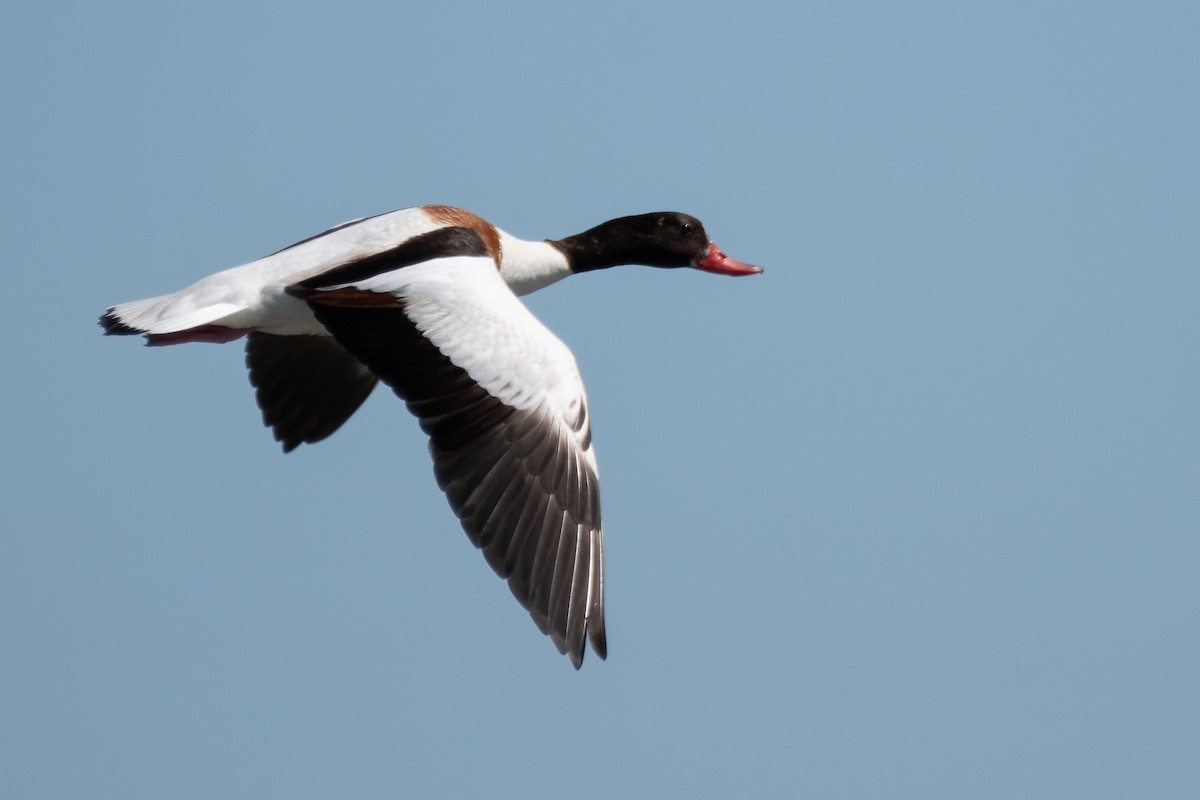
[294,244,606,667]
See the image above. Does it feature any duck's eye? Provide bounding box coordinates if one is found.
[680,222,693,234]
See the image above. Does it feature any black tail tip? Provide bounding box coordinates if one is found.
[99,309,143,336]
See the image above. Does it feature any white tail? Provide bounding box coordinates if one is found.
[100,291,244,336]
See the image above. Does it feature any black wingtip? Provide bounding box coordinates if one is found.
[568,624,607,669]
[590,624,607,662]
[98,309,144,336]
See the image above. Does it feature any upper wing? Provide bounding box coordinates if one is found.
[290,231,606,667]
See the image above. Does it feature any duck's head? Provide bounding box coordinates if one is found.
[554,212,762,276]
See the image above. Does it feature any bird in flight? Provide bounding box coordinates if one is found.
[100,204,761,667]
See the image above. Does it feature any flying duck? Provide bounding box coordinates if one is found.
[99,204,761,667]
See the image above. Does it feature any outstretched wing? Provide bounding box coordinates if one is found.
[290,229,606,667]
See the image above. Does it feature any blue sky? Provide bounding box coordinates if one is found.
[3,2,1198,798]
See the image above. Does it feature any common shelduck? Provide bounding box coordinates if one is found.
[99,204,761,667]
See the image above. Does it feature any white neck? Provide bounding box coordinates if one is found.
[497,232,573,296]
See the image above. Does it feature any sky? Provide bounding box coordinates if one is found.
[2,1,1198,797]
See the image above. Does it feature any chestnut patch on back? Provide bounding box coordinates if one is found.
[424,205,503,265]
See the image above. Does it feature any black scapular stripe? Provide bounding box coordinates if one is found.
[290,227,489,294]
